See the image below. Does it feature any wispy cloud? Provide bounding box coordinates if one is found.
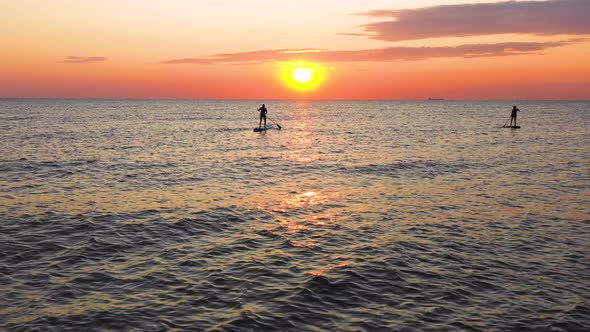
[160,49,326,64]
[58,56,107,63]
[355,0,590,42]
[162,39,581,64]
[160,58,213,65]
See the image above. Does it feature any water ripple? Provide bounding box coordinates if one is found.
[1,100,589,331]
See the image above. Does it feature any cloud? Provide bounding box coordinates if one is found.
[160,58,213,65]
[161,39,581,64]
[355,0,590,41]
[160,49,326,64]
[58,56,107,63]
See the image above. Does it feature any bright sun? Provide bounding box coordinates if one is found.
[281,62,325,92]
[292,67,313,83]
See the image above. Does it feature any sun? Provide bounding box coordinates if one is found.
[292,67,313,83]
[281,63,325,92]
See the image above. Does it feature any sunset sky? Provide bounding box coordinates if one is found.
[2,0,589,99]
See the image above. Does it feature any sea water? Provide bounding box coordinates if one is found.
[1,99,589,331]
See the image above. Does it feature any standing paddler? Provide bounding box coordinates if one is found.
[510,105,520,126]
[258,104,267,129]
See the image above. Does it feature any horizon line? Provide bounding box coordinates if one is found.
[1,97,589,102]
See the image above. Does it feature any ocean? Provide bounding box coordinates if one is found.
[1,99,589,331]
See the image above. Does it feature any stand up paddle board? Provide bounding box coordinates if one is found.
[253,125,281,132]
[502,126,521,129]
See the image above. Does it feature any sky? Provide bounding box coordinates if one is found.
[1,0,589,99]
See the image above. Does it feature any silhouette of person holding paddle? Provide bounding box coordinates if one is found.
[258,104,267,129]
[510,106,520,126]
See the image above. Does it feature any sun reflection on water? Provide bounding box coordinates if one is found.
[257,190,342,251]
[308,262,351,277]
[281,151,321,162]
[280,104,322,163]
[280,191,339,210]
[276,219,311,234]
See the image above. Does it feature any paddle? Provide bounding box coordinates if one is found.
[267,117,282,130]
[502,116,511,128]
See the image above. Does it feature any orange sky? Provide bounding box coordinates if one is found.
[1,0,589,99]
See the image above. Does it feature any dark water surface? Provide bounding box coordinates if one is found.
[1,99,589,331]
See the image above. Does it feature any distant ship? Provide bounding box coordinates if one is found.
[428,97,445,100]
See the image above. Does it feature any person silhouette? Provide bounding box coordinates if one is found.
[258,104,267,129]
[510,106,520,126]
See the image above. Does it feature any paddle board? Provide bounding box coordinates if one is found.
[253,125,279,132]
[502,126,521,129]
